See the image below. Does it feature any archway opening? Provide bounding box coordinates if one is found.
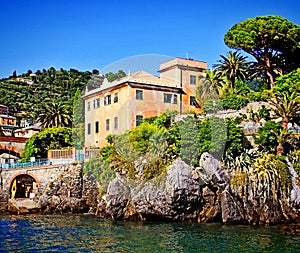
[10,174,37,199]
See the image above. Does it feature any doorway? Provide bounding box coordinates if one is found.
[10,174,37,199]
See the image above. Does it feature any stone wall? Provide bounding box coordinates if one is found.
[38,163,99,214]
[0,163,99,214]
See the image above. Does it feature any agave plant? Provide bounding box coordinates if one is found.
[250,153,291,200]
[223,149,260,197]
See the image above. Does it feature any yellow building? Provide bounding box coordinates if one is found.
[83,58,207,148]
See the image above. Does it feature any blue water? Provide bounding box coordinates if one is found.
[0,214,299,252]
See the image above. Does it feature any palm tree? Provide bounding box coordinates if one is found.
[269,91,300,127]
[199,70,229,97]
[37,100,73,130]
[213,51,250,89]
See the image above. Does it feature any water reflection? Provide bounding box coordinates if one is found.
[0,214,299,253]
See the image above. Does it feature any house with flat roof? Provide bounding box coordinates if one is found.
[82,57,207,148]
[14,125,40,138]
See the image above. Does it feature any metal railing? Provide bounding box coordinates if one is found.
[1,158,51,169]
[1,149,100,170]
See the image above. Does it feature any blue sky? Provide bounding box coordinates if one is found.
[0,0,299,78]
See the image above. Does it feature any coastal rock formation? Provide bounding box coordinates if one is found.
[8,198,41,214]
[1,153,299,225]
[38,163,98,214]
[96,153,300,224]
[0,190,9,211]
[97,158,220,222]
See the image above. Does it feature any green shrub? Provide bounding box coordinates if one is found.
[203,99,223,113]
[221,95,249,110]
[247,91,269,101]
[83,152,116,193]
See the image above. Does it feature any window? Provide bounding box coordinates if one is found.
[114,117,118,130]
[136,90,143,100]
[87,123,91,135]
[190,75,196,85]
[93,98,100,108]
[104,94,111,105]
[114,93,118,103]
[190,96,200,108]
[164,93,177,104]
[163,93,172,103]
[106,119,110,131]
[95,121,99,133]
[173,94,178,104]
[136,115,143,126]
[87,101,91,111]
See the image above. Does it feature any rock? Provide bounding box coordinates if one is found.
[98,159,204,221]
[38,163,93,214]
[0,190,9,211]
[195,152,229,187]
[221,190,243,224]
[8,199,41,214]
[82,174,100,213]
[199,186,221,222]
[286,158,300,209]
[102,175,132,220]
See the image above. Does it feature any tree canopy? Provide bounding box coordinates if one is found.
[37,100,73,130]
[213,51,250,89]
[21,127,73,160]
[0,67,91,122]
[224,15,300,88]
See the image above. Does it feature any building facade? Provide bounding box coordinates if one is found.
[83,58,207,148]
[14,126,40,138]
[0,105,9,115]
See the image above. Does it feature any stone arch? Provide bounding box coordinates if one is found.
[8,172,39,199]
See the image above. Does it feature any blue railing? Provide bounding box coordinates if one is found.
[1,158,51,169]
[0,149,97,170]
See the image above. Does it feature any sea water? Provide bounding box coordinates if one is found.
[0,214,299,252]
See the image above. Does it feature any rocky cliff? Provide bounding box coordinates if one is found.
[96,153,300,225]
[2,154,300,225]
[38,163,99,214]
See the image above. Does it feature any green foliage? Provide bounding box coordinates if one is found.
[105,70,126,82]
[37,100,73,129]
[213,51,250,89]
[233,80,251,96]
[199,116,227,160]
[72,89,85,148]
[274,68,300,94]
[247,91,269,102]
[203,100,223,113]
[251,153,291,198]
[225,118,246,156]
[221,95,249,110]
[269,89,300,125]
[21,127,73,160]
[248,105,271,122]
[224,15,300,87]
[196,72,220,105]
[103,113,178,179]
[0,67,91,121]
[83,152,116,195]
[99,111,247,179]
[254,121,283,153]
[177,115,200,166]
[271,69,300,125]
